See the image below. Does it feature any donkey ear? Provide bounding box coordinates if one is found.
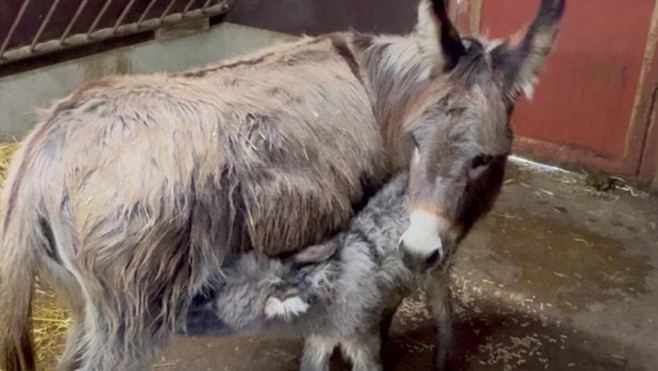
[491,0,566,100]
[416,0,466,74]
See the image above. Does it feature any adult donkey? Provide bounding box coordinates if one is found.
[0,0,565,369]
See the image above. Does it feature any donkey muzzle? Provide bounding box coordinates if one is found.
[399,239,443,273]
[398,209,447,272]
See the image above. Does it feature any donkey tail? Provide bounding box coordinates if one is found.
[0,139,47,371]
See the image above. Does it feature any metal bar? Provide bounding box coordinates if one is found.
[30,0,63,51]
[201,0,213,13]
[137,0,161,28]
[159,0,179,24]
[87,0,115,37]
[60,0,89,43]
[0,0,33,59]
[181,0,197,18]
[113,0,139,33]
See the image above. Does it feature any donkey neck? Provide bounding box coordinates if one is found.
[357,34,431,168]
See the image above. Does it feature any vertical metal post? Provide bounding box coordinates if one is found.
[60,0,90,44]
[30,0,63,51]
[158,0,179,24]
[137,0,160,29]
[201,0,213,13]
[0,0,33,58]
[113,0,139,33]
[87,0,115,37]
[181,0,197,18]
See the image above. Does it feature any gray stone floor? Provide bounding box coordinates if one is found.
[157,159,658,371]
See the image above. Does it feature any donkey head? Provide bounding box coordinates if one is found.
[399,0,566,272]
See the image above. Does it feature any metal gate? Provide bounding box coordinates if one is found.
[0,0,231,67]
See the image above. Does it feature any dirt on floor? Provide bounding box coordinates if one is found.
[151,159,658,371]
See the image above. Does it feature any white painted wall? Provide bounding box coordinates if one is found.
[0,23,298,142]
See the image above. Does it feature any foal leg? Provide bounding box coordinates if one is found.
[379,295,404,344]
[427,273,453,371]
[340,335,383,371]
[379,307,397,345]
[300,335,337,371]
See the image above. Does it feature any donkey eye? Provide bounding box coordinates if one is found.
[471,154,493,168]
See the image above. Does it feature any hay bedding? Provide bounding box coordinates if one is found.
[0,143,18,185]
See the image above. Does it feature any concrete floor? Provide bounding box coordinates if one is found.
[156,160,658,371]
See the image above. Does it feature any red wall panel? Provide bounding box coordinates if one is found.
[480,0,656,175]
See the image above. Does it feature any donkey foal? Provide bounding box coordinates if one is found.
[183,172,434,371]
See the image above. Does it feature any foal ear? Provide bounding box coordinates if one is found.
[491,0,566,100]
[416,0,466,74]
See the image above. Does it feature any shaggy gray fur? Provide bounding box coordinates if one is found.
[183,172,416,371]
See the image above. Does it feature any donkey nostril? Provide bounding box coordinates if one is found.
[425,249,441,266]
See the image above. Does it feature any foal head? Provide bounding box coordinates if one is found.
[399,0,566,272]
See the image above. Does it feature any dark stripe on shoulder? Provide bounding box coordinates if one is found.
[329,35,363,84]
[178,37,329,78]
[52,80,114,115]
[179,54,272,78]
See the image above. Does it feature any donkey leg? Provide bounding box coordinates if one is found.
[427,273,454,371]
[39,259,87,371]
[300,335,337,371]
[379,302,400,345]
[340,335,383,371]
[76,300,163,371]
[55,317,85,371]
